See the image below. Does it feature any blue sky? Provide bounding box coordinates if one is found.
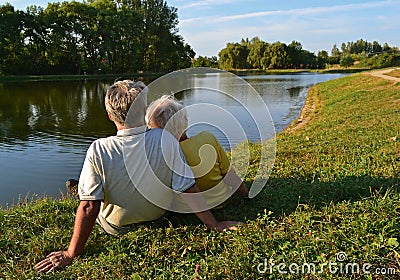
[2,0,399,57]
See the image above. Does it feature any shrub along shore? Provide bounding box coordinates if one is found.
[0,70,399,279]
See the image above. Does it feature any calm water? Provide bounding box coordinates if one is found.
[0,72,345,207]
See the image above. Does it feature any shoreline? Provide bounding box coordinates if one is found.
[1,71,399,278]
[282,85,319,133]
[0,68,368,83]
[283,67,400,133]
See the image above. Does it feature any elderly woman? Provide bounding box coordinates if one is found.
[146,95,249,209]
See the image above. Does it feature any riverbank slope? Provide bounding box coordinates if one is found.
[1,71,399,279]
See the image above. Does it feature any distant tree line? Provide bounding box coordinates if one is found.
[0,0,195,75]
[213,37,400,70]
[331,39,400,69]
[217,37,325,70]
[191,55,218,68]
[2,0,399,76]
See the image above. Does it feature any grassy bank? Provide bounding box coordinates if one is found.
[1,73,399,279]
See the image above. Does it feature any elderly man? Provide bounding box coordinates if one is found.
[34,80,238,273]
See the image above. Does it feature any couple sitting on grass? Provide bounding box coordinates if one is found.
[34,79,248,273]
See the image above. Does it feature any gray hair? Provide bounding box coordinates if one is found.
[146,95,188,140]
[105,80,147,126]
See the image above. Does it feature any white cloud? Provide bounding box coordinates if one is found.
[179,0,400,56]
[179,0,245,9]
[177,0,400,56]
[180,0,400,26]
[181,23,306,56]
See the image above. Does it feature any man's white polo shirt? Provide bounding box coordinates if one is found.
[78,126,195,227]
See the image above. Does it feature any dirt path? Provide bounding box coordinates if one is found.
[368,68,400,82]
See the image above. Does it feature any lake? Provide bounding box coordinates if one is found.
[0,71,345,207]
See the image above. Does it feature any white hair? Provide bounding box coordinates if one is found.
[146,95,188,140]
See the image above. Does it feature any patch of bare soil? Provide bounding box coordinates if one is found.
[285,88,320,133]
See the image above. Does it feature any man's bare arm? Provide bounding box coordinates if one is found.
[34,200,100,273]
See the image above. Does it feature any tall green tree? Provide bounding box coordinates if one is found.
[139,0,178,71]
[287,40,302,68]
[317,50,329,68]
[192,56,218,68]
[247,37,268,69]
[371,41,383,54]
[23,5,49,74]
[98,1,135,72]
[218,42,249,70]
[0,4,26,74]
[263,41,290,69]
[340,54,354,68]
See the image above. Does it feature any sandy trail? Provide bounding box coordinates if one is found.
[368,68,400,82]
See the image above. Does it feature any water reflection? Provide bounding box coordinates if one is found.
[0,81,114,147]
[178,88,273,148]
[0,80,116,207]
[0,72,345,206]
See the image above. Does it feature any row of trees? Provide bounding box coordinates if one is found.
[332,39,392,56]
[215,37,400,70]
[0,0,195,75]
[331,39,399,69]
[2,0,399,75]
[217,37,327,70]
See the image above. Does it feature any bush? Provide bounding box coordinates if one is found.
[339,55,354,68]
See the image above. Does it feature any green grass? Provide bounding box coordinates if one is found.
[1,73,399,279]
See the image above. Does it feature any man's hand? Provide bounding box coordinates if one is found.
[34,200,100,273]
[34,251,73,273]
